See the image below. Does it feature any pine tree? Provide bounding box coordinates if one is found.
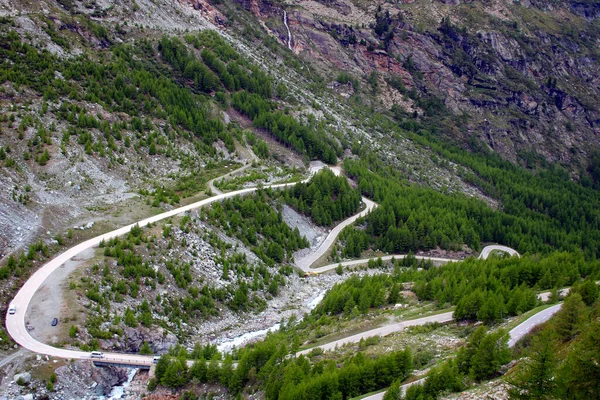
[456,326,486,375]
[190,358,207,382]
[139,342,152,355]
[162,359,188,388]
[382,378,402,400]
[509,330,557,399]
[206,359,220,383]
[554,293,587,342]
[470,329,510,381]
[124,307,137,327]
[557,321,600,399]
[154,355,169,382]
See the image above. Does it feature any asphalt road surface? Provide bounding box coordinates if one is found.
[297,312,454,356]
[207,150,258,196]
[361,378,426,400]
[4,164,366,364]
[5,180,301,363]
[4,156,524,370]
[311,254,457,274]
[508,303,562,347]
[294,197,377,272]
[310,244,518,274]
[478,245,520,259]
[361,303,563,399]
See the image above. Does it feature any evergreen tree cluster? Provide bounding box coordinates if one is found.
[390,117,600,258]
[152,331,413,400]
[1,25,233,166]
[275,349,412,400]
[0,240,49,279]
[385,327,510,400]
[314,252,600,323]
[508,292,600,400]
[160,32,272,98]
[78,220,294,345]
[160,31,338,164]
[342,157,600,258]
[231,91,338,163]
[317,274,395,316]
[204,190,310,266]
[282,169,362,226]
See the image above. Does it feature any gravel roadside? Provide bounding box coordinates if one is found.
[26,247,94,344]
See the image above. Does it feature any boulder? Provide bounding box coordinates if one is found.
[13,372,31,385]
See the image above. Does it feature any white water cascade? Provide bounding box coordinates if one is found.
[283,10,293,50]
[215,289,327,353]
[103,368,137,400]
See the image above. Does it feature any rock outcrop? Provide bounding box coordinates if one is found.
[55,360,128,397]
[229,0,600,170]
[100,326,178,355]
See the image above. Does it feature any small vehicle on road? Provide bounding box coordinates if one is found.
[153,356,160,364]
[90,351,104,359]
[51,318,58,326]
[8,304,16,314]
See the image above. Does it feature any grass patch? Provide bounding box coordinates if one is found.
[299,315,389,351]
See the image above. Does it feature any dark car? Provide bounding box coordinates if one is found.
[51,318,58,326]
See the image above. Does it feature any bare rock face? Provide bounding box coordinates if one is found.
[100,326,178,354]
[178,0,228,25]
[478,31,524,62]
[234,0,278,17]
[55,360,128,397]
[570,0,600,20]
[226,0,600,171]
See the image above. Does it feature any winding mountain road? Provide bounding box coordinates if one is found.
[4,176,307,364]
[508,303,562,347]
[207,149,259,196]
[478,245,520,259]
[294,197,377,272]
[4,157,528,373]
[309,244,519,274]
[297,312,454,356]
[311,253,458,274]
[358,302,563,400]
[3,163,372,364]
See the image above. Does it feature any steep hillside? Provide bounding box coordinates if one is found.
[0,0,488,259]
[223,0,600,173]
[2,0,600,399]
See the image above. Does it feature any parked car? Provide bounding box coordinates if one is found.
[51,317,58,326]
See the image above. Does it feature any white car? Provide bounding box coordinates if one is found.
[8,304,16,314]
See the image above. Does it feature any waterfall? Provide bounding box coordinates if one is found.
[283,10,293,50]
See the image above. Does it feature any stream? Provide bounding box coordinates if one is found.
[104,368,137,400]
[283,10,293,50]
[216,288,328,353]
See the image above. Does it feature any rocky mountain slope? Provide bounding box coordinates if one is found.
[2,0,600,398]
[226,0,600,172]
